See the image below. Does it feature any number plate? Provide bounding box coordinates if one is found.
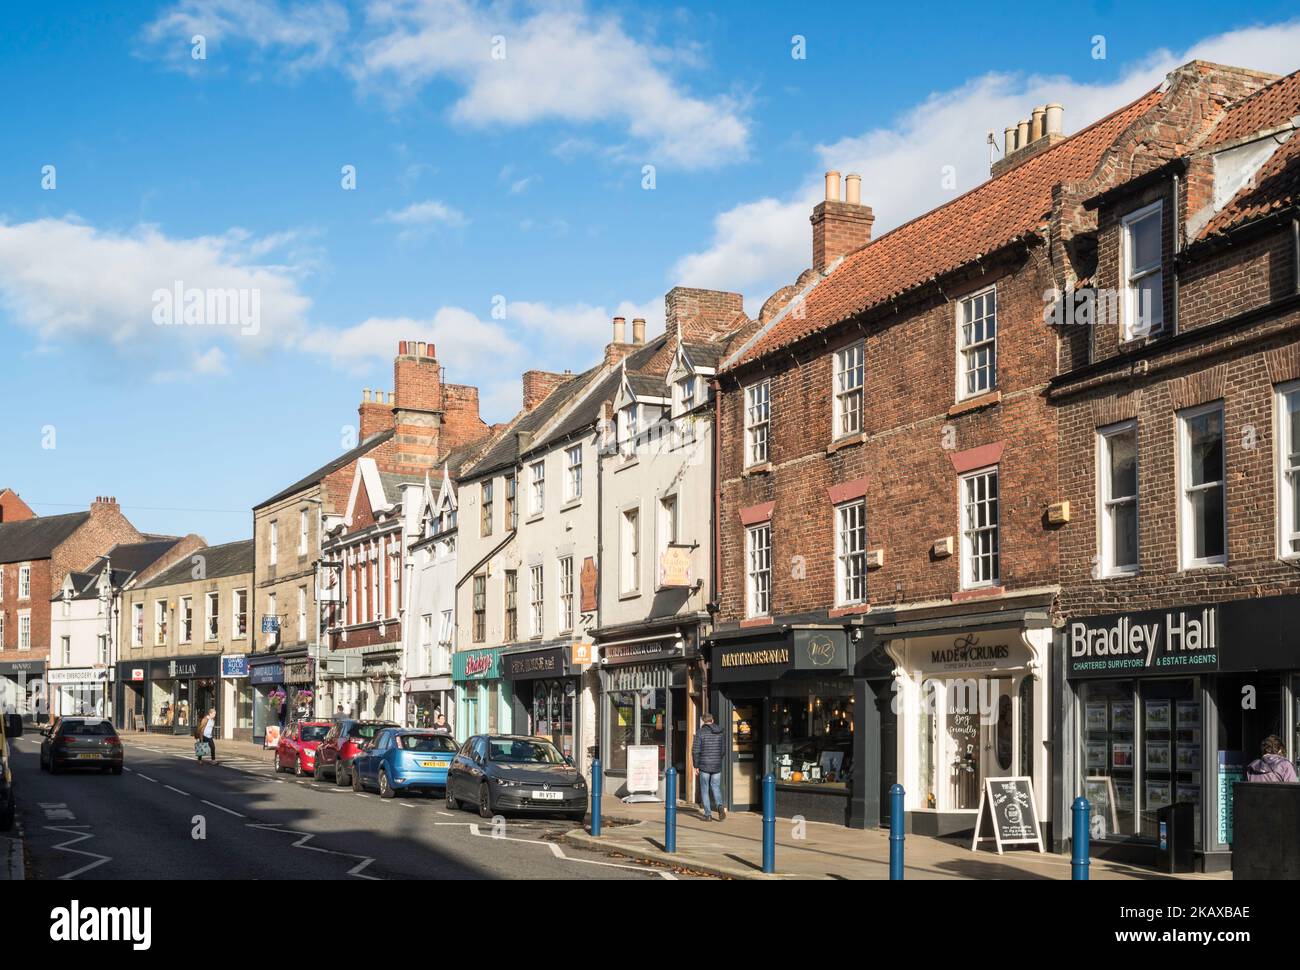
[531,790,564,800]
[420,761,450,768]
[74,753,102,760]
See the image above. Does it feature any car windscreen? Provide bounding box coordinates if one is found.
[396,734,458,753]
[300,725,331,742]
[61,720,114,736]
[488,739,564,764]
[346,724,386,740]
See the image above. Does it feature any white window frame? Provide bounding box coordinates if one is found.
[298,585,308,640]
[621,506,640,595]
[835,499,867,606]
[1121,200,1164,340]
[233,588,248,639]
[833,343,864,438]
[1178,401,1227,569]
[299,509,309,555]
[530,564,545,638]
[558,556,575,632]
[18,564,30,600]
[658,493,679,564]
[269,520,278,563]
[18,610,31,651]
[1277,381,1300,558]
[155,600,168,646]
[959,467,1000,589]
[98,634,109,666]
[437,610,453,673]
[564,445,583,503]
[745,524,772,618]
[744,380,771,467]
[180,595,193,643]
[205,591,220,641]
[529,461,546,517]
[957,286,997,399]
[618,403,639,459]
[132,602,144,647]
[61,635,71,666]
[1097,420,1139,576]
[676,375,697,415]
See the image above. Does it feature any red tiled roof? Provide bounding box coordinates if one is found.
[1202,70,1298,148]
[724,87,1165,370]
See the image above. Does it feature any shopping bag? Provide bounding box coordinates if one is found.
[195,740,212,760]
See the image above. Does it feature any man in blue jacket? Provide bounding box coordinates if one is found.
[692,713,727,821]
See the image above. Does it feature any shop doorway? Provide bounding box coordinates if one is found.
[731,701,761,811]
[877,686,897,826]
[982,678,1015,779]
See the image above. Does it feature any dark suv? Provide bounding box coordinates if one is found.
[314,719,398,786]
[1,713,21,830]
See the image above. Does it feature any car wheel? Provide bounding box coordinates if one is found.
[478,782,494,820]
[378,769,394,799]
[50,760,61,776]
[274,752,283,773]
[295,757,305,777]
[446,783,459,812]
[111,766,123,776]
[335,763,349,787]
[352,765,364,793]
[40,754,48,772]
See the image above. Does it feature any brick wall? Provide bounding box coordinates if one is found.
[442,383,490,452]
[0,490,34,523]
[665,286,746,340]
[0,559,51,655]
[522,371,573,411]
[811,201,874,274]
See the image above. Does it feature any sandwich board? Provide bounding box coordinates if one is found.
[971,776,1045,854]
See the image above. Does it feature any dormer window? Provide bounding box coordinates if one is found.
[618,403,639,458]
[1121,200,1164,340]
[676,375,697,415]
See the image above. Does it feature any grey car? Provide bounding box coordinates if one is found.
[446,735,588,822]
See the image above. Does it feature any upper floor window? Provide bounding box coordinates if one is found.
[835,499,867,605]
[676,375,697,415]
[504,570,518,641]
[658,494,679,564]
[558,556,575,632]
[958,287,997,399]
[618,404,639,459]
[564,445,583,502]
[960,468,1000,588]
[1122,201,1164,340]
[1098,421,1139,575]
[621,507,640,595]
[180,596,193,643]
[745,380,771,467]
[18,564,30,600]
[155,600,168,646]
[132,602,144,647]
[530,564,545,637]
[269,521,278,563]
[481,480,494,537]
[17,611,31,651]
[1179,402,1225,568]
[299,509,309,555]
[745,524,772,618]
[234,588,248,639]
[1279,383,1300,557]
[529,461,546,517]
[505,474,517,530]
[298,585,308,640]
[206,591,221,641]
[834,343,864,438]
[472,574,486,643]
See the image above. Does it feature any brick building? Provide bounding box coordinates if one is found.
[709,60,1291,841]
[0,496,144,720]
[1050,66,1300,869]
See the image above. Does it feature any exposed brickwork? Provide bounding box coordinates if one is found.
[358,390,395,439]
[522,371,573,411]
[665,287,746,340]
[0,489,34,523]
[811,200,874,274]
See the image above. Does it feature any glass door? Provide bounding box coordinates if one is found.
[731,701,760,811]
[981,677,1014,779]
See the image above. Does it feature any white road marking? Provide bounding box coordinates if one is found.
[400,803,417,808]
[137,774,157,783]
[201,800,246,818]
[246,823,379,880]
[433,822,676,879]
[46,826,112,880]
[39,802,75,821]
[164,785,189,796]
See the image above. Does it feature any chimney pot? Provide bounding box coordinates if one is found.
[1017,119,1030,148]
[1004,125,1017,154]
[363,388,371,403]
[1031,106,1046,142]
[824,171,842,202]
[632,318,646,344]
[844,173,862,206]
[1045,103,1064,136]
[398,341,407,355]
[612,316,627,344]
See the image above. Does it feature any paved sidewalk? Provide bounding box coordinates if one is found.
[564,796,1231,881]
[124,731,276,765]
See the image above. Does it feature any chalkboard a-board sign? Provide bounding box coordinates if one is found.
[971,776,1045,854]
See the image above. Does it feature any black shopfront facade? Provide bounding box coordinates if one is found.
[504,642,584,763]
[114,656,220,735]
[1060,594,1300,872]
[706,622,894,828]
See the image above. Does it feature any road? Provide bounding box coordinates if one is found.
[7,734,688,880]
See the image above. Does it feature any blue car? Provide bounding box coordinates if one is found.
[350,729,458,798]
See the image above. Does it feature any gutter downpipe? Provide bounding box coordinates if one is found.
[1293,217,1299,295]
[1171,173,1181,337]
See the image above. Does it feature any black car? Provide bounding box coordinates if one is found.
[1,713,21,830]
[40,717,123,774]
[446,734,587,822]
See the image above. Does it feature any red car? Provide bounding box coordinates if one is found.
[314,719,398,786]
[273,721,333,776]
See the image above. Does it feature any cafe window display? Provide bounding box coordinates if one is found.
[770,683,854,787]
[609,688,666,772]
[530,679,577,760]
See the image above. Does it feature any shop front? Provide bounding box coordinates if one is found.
[504,643,584,763]
[49,667,113,719]
[1062,595,1300,872]
[883,622,1051,839]
[283,656,317,727]
[596,635,695,801]
[708,626,891,827]
[112,657,221,735]
[0,659,46,723]
[221,654,253,741]
[404,675,454,729]
[248,657,285,746]
[452,646,512,740]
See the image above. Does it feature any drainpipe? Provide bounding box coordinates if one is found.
[1293,216,1299,295]
[1171,174,1181,337]
[707,376,725,718]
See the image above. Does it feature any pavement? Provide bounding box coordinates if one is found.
[564,795,1234,880]
[5,731,696,881]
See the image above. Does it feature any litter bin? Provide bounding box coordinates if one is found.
[1155,801,1195,873]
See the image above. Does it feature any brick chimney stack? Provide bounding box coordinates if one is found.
[664,286,745,340]
[90,495,121,514]
[604,316,636,368]
[391,340,445,473]
[811,170,874,274]
[522,370,574,411]
[358,388,395,440]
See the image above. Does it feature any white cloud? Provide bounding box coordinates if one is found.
[672,20,1300,303]
[379,199,468,228]
[144,0,750,168]
[0,217,313,376]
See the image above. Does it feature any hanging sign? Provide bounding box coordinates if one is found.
[970,776,1045,854]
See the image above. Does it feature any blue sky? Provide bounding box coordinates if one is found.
[1,0,1297,544]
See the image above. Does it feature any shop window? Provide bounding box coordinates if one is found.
[770,681,854,787]
[1178,402,1225,568]
[960,468,999,588]
[1098,421,1139,575]
[958,286,997,398]
[1018,676,1034,778]
[609,688,666,773]
[531,679,576,760]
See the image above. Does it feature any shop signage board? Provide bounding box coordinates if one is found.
[452,648,500,682]
[971,776,1045,854]
[713,629,848,682]
[570,642,593,666]
[249,663,284,686]
[658,545,694,588]
[580,558,598,613]
[503,647,565,681]
[601,639,682,666]
[46,668,110,685]
[220,655,249,678]
[1065,605,1219,678]
[261,616,279,634]
[284,658,315,684]
[626,745,660,802]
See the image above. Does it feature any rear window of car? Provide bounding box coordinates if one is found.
[62,720,114,736]
[347,724,385,740]
[396,734,458,753]
[300,725,331,742]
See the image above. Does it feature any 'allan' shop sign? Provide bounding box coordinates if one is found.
[1066,605,1219,679]
[971,776,1045,854]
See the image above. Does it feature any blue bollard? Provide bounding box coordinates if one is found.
[664,766,677,853]
[1072,796,1090,880]
[590,759,602,837]
[889,783,905,880]
[762,773,776,874]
